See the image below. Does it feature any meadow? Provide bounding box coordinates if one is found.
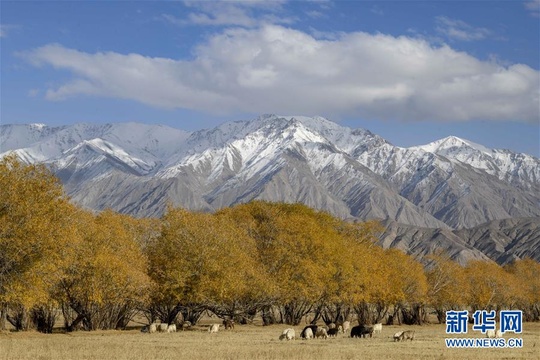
[1,321,538,360]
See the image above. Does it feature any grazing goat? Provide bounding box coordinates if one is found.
[167,324,176,333]
[327,328,339,337]
[223,319,235,330]
[393,331,403,342]
[396,330,415,341]
[315,327,328,339]
[302,327,313,340]
[337,321,350,334]
[279,328,295,341]
[301,325,318,339]
[208,324,220,333]
[351,325,374,338]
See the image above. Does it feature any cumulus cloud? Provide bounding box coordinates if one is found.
[21,25,539,123]
[435,16,491,41]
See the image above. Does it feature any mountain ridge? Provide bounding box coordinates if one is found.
[2,115,539,231]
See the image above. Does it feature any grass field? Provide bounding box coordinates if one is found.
[1,321,538,360]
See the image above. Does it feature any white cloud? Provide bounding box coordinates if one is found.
[21,25,539,123]
[306,10,324,19]
[173,0,292,27]
[370,6,384,16]
[435,16,491,41]
[525,0,540,17]
[0,24,16,38]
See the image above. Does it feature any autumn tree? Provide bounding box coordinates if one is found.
[222,202,380,325]
[57,210,151,331]
[464,260,511,314]
[425,252,468,323]
[319,220,382,325]
[379,248,428,325]
[146,208,269,325]
[504,258,540,321]
[0,155,78,331]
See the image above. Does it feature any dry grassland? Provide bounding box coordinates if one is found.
[1,322,539,360]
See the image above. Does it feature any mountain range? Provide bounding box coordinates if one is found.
[2,115,539,264]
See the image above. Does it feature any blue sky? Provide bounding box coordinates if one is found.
[1,0,539,155]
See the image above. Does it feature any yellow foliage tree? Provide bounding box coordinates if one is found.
[323,220,382,324]
[504,258,540,321]
[58,210,151,331]
[425,252,468,323]
[378,248,428,325]
[0,155,78,330]
[146,207,269,324]
[465,260,511,313]
[222,202,383,325]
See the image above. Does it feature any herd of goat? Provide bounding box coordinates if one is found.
[141,319,415,342]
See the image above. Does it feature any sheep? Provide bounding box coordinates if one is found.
[302,327,313,340]
[208,323,220,333]
[301,325,318,339]
[315,327,328,339]
[181,321,192,331]
[339,321,350,334]
[167,324,176,333]
[373,323,382,334]
[351,325,373,338]
[393,331,403,342]
[327,328,339,337]
[486,328,503,338]
[279,328,295,341]
[158,323,168,332]
[223,319,235,330]
[398,330,415,341]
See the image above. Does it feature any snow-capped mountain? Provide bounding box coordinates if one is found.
[413,136,540,190]
[1,115,539,231]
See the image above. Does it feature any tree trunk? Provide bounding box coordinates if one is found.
[400,303,424,325]
[66,313,85,332]
[0,304,7,331]
[7,305,31,331]
[261,305,278,326]
[282,301,312,325]
[31,305,58,333]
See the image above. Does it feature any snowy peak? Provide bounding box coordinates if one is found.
[414,136,492,155]
[411,135,540,189]
[61,138,156,175]
[1,116,539,230]
[160,115,334,181]
[0,123,62,153]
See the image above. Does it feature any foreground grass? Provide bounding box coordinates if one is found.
[1,322,539,360]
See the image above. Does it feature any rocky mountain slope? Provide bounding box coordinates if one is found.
[378,218,540,265]
[2,115,539,231]
[3,115,539,264]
